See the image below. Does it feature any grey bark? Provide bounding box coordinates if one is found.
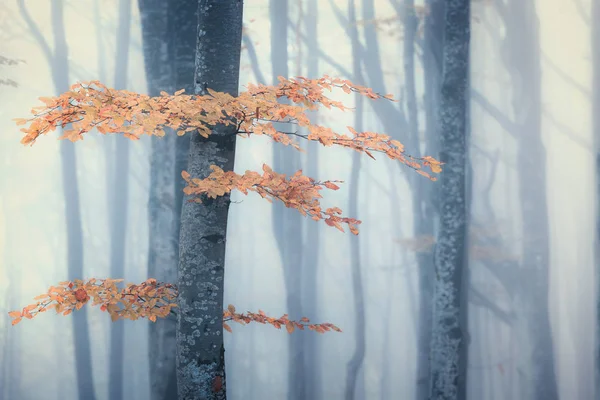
[139,1,178,399]
[344,1,366,399]
[428,0,470,399]
[494,0,559,397]
[138,0,197,398]
[268,2,306,398]
[176,2,243,399]
[17,1,97,399]
[108,2,132,400]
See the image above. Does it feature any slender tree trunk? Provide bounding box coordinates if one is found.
[495,0,558,397]
[22,1,99,398]
[269,2,306,398]
[302,0,321,397]
[108,2,132,400]
[344,1,366,399]
[411,1,443,397]
[176,2,243,399]
[428,1,470,399]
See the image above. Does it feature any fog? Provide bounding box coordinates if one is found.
[0,0,596,399]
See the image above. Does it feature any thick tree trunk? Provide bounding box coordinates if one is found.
[108,2,132,400]
[268,2,306,399]
[495,0,559,397]
[139,1,178,399]
[414,1,443,399]
[139,0,196,398]
[428,1,470,399]
[176,2,243,399]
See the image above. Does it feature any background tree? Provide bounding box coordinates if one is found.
[17,1,96,399]
[428,0,470,399]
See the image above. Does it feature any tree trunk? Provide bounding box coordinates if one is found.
[428,1,470,399]
[269,2,306,399]
[176,2,243,399]
[139,0,196,398]
[495,0,559,397]
[302,0,321,398]
[344,1,366,399]
[414,1,444,399]
[108,2,132,400]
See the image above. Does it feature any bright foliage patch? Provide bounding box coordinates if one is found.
[14,75,441,235]
[10,75,442,329]
[9,279,341,334]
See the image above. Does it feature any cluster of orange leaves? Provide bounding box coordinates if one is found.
[183,164,360,234]
[14,75,441,235]
[8,279,341,334]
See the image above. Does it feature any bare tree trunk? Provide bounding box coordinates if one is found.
[108,2,132,400]
[302,1,321,397]
[138,0,196,398]
[269,2,306,399]
[494,0,559,397]
[344,1,366,399]
[17,1,97,398]
[428,1,470,399]
[176,2,243,399]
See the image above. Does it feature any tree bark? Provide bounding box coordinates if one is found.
[176,2,243,399]
[108,2,132,400]
[428,1,470,399]
[139,0,196,398]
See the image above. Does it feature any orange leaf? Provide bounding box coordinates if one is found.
[223,322,232,333]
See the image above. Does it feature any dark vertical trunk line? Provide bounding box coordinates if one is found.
[269,1,306,398]
[108,2,132,400]
[344,1,366,399]
[428,0,470,399]
[302,0,321,398]
[139,0,196,398]
[138,1,177,399]
[50,2,97,399]
[176,2,243,399]
[497,1,558,397]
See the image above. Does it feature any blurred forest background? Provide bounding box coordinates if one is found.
[0,0,597,399]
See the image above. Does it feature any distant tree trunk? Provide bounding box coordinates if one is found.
[344,1,366,399]
[108,2,132,400]
[176,2,243,399]
[139,0,196,398]
[495,0,559,397]
[16,0,99,398]
[415,1,443,399]
[428,1,470,399]
[302,0,321,398]
[269,2,306,399]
